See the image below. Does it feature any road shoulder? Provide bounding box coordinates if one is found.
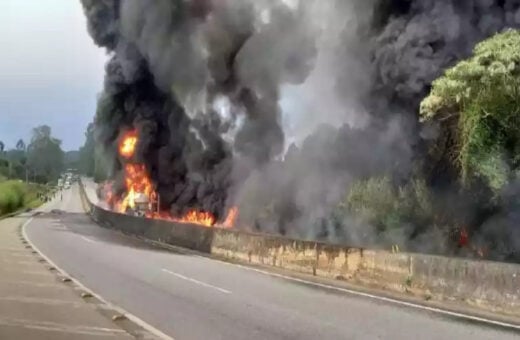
[0,215,141,339]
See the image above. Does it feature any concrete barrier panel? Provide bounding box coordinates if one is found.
[410,254,520,313]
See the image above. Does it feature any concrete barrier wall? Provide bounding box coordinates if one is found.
[91,203,215,252]
[210,230,520,314]
[78,182,520,316]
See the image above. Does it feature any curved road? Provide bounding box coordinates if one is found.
[25,184,519,340]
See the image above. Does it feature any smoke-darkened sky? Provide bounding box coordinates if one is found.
[0,0,107,151]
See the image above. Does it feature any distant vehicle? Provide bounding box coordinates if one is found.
[65,181,71,189]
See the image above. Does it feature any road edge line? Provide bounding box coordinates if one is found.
[207,257,520,330]
[140,237,520,332]
[22,217,175,340]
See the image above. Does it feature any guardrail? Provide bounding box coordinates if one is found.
[78,180,520,317]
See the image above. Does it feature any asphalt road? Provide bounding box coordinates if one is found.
[25,184,519,340]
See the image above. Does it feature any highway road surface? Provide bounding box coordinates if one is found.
[24,184,519,340]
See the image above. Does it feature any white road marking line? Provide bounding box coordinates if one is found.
[22,218,174,340]
[0,317,125,336]
[162,269,231,294]
[190,255,520,330]
[51,224,68,230]
[81,236,96,244]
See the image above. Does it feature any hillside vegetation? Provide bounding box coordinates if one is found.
[332,30,520,258]
[0,180,46,217]
[421,29,520,192]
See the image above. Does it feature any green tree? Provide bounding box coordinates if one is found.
[0,141,11,179]
[92,148,110,182]
[4,139,28,181]
[78,122,109,182]
[26,125,64,183]
[79,122,95,176]
[16,139,25,151]
[421,29,520,192]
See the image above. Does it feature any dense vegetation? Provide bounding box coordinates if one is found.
[26,126,65,183]
[0,125,65,184]
[333,30,520,259]
[0,125,63,216]
[421,29,520,192]
[0,180,46,217]
[79,122,109,182]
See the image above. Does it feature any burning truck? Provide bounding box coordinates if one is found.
[98,130,237,227]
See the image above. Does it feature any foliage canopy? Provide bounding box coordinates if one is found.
[26,125,64,183]
[420,29,520,192]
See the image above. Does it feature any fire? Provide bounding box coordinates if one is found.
[141,209,215,227]
[458,227,469,247]
[458,226,488,258]
[146,210,216,227]
[146,207,238,228]
[102,181,115,206]
[222,206,238,228]
[117,163,154,213]
[175,210,216,226]
[104,128,238,228]
[119,130,138,159]
[179,210,215,226]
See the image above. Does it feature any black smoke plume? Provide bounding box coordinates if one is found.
[81,0,318,219]
[81,0,520,258]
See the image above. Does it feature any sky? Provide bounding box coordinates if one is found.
[0,0,107,151]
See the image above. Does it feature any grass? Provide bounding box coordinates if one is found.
[0,180,47,217]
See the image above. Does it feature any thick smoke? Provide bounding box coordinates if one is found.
[81,0,520,257]
[81,0,319,219]
[371,0,520,112]
[235,0,520,251]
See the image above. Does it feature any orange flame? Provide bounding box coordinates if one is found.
[146,209,216,227]
[458,227,488,258]
[119,130,138,159]
[107,128,230,227]
[222,206,238,228]
[102,182,115,206]
[117,163,154,213]
[176,210,216,226]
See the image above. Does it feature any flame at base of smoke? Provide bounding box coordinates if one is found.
[102,130,237,228]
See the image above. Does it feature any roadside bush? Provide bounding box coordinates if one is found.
[0,181,24,215]
[0,165,8,179]
[344,177,397,231]
[0,181,44,216]
[339,177,434,233]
